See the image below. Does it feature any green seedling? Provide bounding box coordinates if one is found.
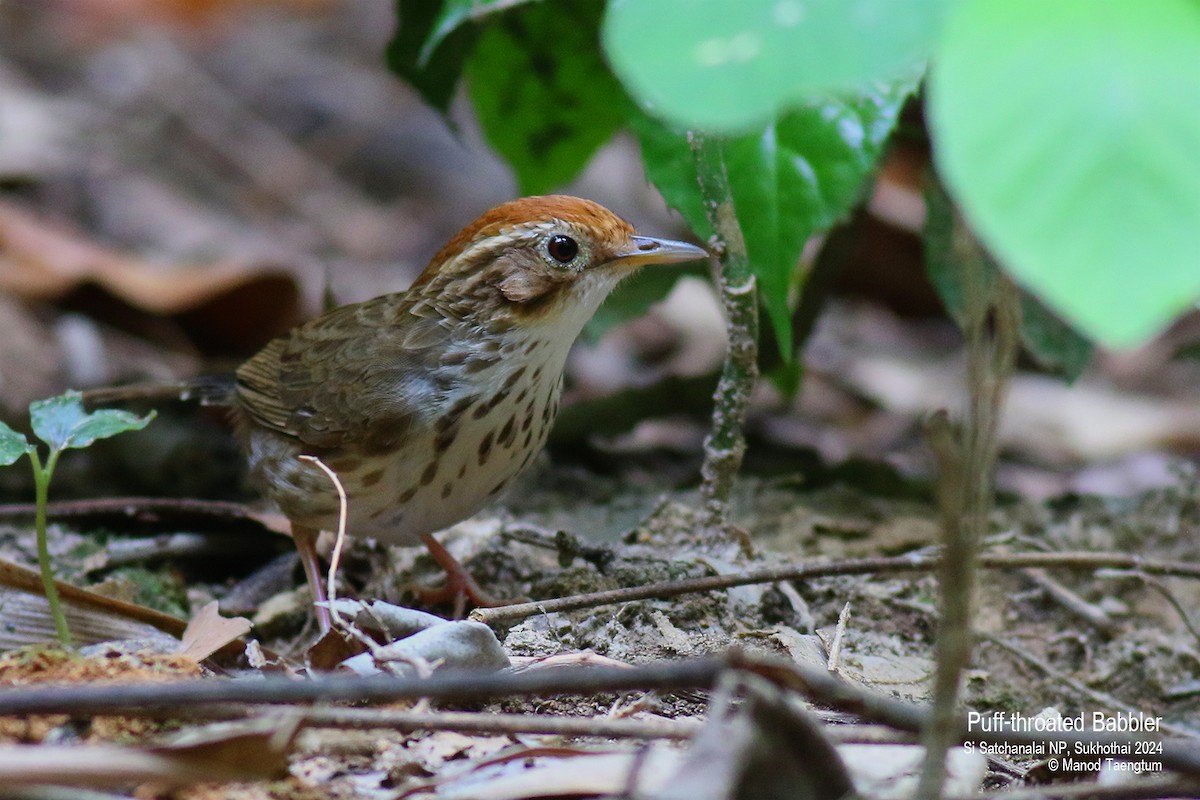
[0,390,154,645]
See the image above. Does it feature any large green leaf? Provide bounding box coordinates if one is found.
[633,80,914,354]
[929,0,1200,348]
[387,0,481,114]
[30,391,155,453]
[604,0,950,132]
[0,421,30,466]
[466,0,631,194]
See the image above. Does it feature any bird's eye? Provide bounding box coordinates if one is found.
[546,234,579,264]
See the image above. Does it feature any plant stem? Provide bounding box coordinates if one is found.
[29,448,71,645]
[689,131,759,533]
[915,214,1019,799]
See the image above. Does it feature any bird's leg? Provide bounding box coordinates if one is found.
[418,533,505,618]
[293,524,332,632]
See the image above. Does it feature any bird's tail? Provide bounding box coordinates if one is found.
[82,374,237,407]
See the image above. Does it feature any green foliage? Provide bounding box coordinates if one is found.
[466,0,630,194]
[603,0,950,132]
[387,0,917,359]
[0,391,155,645]
[30,392,154,453]
[387,0,481,113]
[633,82,914,353]
[928,0,1200,347]
[0,422,32,465]
[924,183,1092,382]
[392,0,1200,362]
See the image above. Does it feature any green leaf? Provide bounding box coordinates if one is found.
[1015,294,1092,382]
[924,182,1092,382]
[465,0,631,194]
[0,421,31,466]
[631,112,714,241]
[604,0,951,132]
[30,391,155,453]
[929,0,1200,348]
[387,0,481,113]
[420,0,537,63]
[633,80,914,355]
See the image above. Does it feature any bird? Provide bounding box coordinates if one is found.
[166,195,706,629]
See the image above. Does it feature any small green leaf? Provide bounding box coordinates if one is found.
[465,0,631,194]
[929,0,1200,347]
[0,421,31,466]
[604,0,951,132]
[30,391,155,453]
[387,0,481,114]
[634,79,914,355]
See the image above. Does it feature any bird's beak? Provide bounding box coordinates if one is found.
[611,235,709,268]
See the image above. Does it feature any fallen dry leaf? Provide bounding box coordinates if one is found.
[0,200,302,354]
[0,715,296,788]
[178,601,252,662]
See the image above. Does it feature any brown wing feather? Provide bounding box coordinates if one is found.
[235,294,455,452]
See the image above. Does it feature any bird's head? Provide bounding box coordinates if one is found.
[411,195,707,329]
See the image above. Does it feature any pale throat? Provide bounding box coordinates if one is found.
[483,269,621,405]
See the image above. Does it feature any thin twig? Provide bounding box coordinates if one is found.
[470,551,1200,626]
[1022,567,1117,634]
[826,601,851,672]
[288,706,702,740]
[689,132,758,537]
[979,633,1194,738]
[0,659,724,717]
[730,652,1200,775]
[1104,570,1200,646]
[0,497,260,522]
[2,651,1196,776]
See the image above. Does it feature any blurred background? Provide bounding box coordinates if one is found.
[3,0,1200,505]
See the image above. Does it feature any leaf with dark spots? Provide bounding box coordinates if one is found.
[528,123,573,159]
[529,50,555,81]
[387,0,481,114]
[465,0,631,194]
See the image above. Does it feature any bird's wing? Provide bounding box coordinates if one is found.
[235,295,457,451]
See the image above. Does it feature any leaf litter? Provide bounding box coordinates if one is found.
[0,461,1198,796]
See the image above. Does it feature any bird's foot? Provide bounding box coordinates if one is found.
[415,570,507,619]
[418,533,518,618]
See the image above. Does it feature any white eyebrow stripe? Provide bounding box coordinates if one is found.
[449,220,561,270]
